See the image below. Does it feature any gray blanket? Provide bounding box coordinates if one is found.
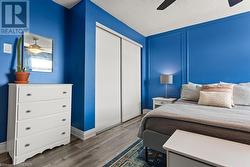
[138,102,250,138]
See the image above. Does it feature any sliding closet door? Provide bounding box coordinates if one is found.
[122,39,141,122]
[95,27,121,132]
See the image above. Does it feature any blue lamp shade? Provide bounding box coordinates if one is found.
[160,74,173,84]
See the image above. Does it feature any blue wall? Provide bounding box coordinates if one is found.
[65,2,86,131]
[147,32,185,105]
[0,0,67,142]
[66,0,146,131]
[188,13,250,84]
[1,0,249,142]
[147,12,250,109]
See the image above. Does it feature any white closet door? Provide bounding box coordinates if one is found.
[122,39,141,122]
[95,27,121,132]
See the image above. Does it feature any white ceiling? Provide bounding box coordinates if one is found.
[91,0,250,36]
[53,0,81,9]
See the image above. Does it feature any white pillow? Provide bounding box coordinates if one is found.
[220,82,236,86]
[206,83,219,86]
[198,91,233,108]
[188,82,202,86]
[239,82,250,87]
[181,83,202,101]
[233,85,250,106]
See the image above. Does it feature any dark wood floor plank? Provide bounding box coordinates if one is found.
[0,116,142,167]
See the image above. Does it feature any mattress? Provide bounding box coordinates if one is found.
[139,100,250,145]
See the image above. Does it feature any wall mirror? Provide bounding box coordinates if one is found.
[23,32,53,72]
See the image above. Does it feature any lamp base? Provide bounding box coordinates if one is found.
[165,85,168,98]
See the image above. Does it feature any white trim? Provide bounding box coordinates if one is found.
[71,126,96,141]
[96,22,143,48]
[0,142,7,154]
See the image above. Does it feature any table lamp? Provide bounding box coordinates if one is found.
[160,74,173,98]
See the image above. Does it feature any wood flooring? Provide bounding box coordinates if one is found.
[0,116,143,167]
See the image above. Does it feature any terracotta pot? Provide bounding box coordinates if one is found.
[15,72,30,84]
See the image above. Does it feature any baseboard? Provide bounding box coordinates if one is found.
[71,126,96,140]
[143,109,152,114]
[0,142,7,154]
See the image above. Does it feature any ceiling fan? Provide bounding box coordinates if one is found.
[157,0,243,10]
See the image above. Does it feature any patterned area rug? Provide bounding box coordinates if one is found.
[104,140,166,167]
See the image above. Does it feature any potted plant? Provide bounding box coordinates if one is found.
[15,36,30,84]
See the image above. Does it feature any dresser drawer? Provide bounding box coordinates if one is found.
[18,99,71,120]
[17,112,70,138]
[16,126,70,156]
[18,85,71,102]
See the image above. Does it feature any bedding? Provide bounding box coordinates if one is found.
[220,81,236,85]
[201,84,234,92]
[233,85,250,106]
[219,82,250,106]
[198,84,234,108]
[240,82,250,87]
[198,91,233,108]
[139,100,250,144]
[180,82,201,101]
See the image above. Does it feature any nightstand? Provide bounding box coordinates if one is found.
[153,97,177,109]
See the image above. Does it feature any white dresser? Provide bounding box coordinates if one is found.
[7,84,72,165]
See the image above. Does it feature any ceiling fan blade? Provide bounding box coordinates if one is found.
[228,0,243,7]
[157,0,176,10]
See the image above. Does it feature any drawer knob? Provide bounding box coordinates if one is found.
[62,105,67,108]
[26,93,32,96]
[25,144,30,147]
[62,119,66,122]
[61,132,66,135]
[26,110,31,113]
[63,91,67,94]
[26,127,31,130]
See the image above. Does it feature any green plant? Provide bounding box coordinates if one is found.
[16,36,23,72]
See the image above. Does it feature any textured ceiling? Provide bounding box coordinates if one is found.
[53,0,81,9]
[91,0,250,36]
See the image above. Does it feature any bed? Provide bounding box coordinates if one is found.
[138,100,250,154]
